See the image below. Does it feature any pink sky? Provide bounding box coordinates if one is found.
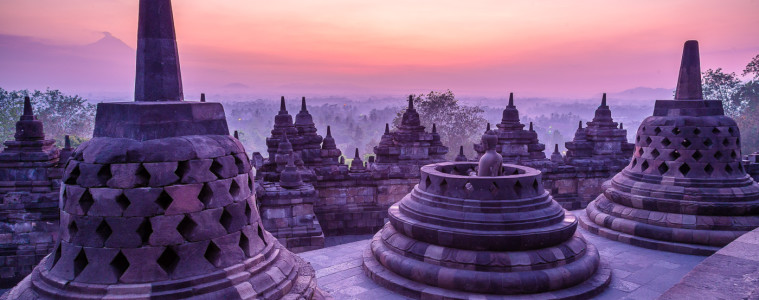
[0,0,757,98]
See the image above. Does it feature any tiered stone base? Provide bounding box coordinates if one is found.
[1,237,328,299]
[363,227,611,300]
[581,197,725,256]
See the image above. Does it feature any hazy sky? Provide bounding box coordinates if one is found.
[1,0,758,98]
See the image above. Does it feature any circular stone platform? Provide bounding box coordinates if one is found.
[362,162,611,299]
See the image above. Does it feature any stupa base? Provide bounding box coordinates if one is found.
[580,201,722,256]
[362,232,611,300]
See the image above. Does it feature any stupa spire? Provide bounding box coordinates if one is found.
[508,93,514,107]
[23,96,33,116]
[279,96,287,113]
[601,93,607,107]
[301,97,307,112]
[408,95,414,110]
[675,40,703,100]
[135,0,183,102]
[529,122,534,131]
[384,123,390,134]
[326,126,332,137]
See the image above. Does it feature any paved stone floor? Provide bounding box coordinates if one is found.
[301,210,707,300]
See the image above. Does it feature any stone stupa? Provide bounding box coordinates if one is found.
[2,0,327,298]
[363,130,611,299]
[580,40,759,255]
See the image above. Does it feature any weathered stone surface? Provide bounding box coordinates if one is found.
[0,97,62,287]
[363,162,611,299]
[3,0,327,298]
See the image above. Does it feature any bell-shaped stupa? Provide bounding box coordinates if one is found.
[580,40,759,255]
[3,1,327,298]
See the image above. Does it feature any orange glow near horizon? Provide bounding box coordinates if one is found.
[0,0,757,98]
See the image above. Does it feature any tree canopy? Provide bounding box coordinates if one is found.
[393,90,487,159]
[0,88,95,147]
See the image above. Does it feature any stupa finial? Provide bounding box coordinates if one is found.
[279,96,287,113]
[135,0,184,102]
[385,123,390,134]
[23,96,33,116]
[675,40,703,100]
[301,97,307,112]
[508,93,514,107]
[601,93,607,107]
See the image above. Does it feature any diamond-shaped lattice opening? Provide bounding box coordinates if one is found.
[68,220,78,239]
[157,247,179,275]
[137,219,153,244]
[199,184,213,206]
[239,232,250,256]
[79,190,94,215]
[731,150,737,159]
[439,178,448,193]
[116,194,130,211]
[672,127,681,135]
[638,148,644,156]
[424,176,432,189]
[135,164,150,185]
[714,151,724,160]
[229,180,241,198]
[96,220,112,242]
[204,241,222,267]
[51,244,62,268]
[651,149,660,158]
[641,160,650,171]
[636,135,641,142]
[155,191,173,211]
[645,137,653,145]
[661,138,671,146]
[704,138,713,147]
[245,202,252,221]
[233,155,246,173]
[97,165,112,185]
[65,164,80,185]
[110,251,130,279]
[654,127,661,135]
[176,216,197,240]
[725,164,734,174]
[175,161,189,181]
[73,249,88,278]
[257,224,267,246]
[533,179,540,193]
[679,163,690,176]
[693,128,701,135]
[704,163,714,175]
[723,138,730,147]
[713,127,721,135]
[737,138,742,146]
[489,182,499,196]
[670,150,681,160]
[681,139,692,148]
[658,162,669,175]
[728,127,735,134]
[220,208,233,232]
[210,159,224,178]
[630,158,637,168]
[513,181,523,197]
[692,150,702,161]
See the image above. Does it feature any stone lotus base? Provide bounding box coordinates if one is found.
[363,225,611,300]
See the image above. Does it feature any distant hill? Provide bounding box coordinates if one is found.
[0,32,134,93]
[609,87,674,101]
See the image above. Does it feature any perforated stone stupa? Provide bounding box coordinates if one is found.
[362,159,611,298]
[580,40,759,255]
[0,98,63,287]
[474,93,547,164]
[2,0,326,298]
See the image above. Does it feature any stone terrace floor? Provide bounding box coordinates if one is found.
[300,209,708,300]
